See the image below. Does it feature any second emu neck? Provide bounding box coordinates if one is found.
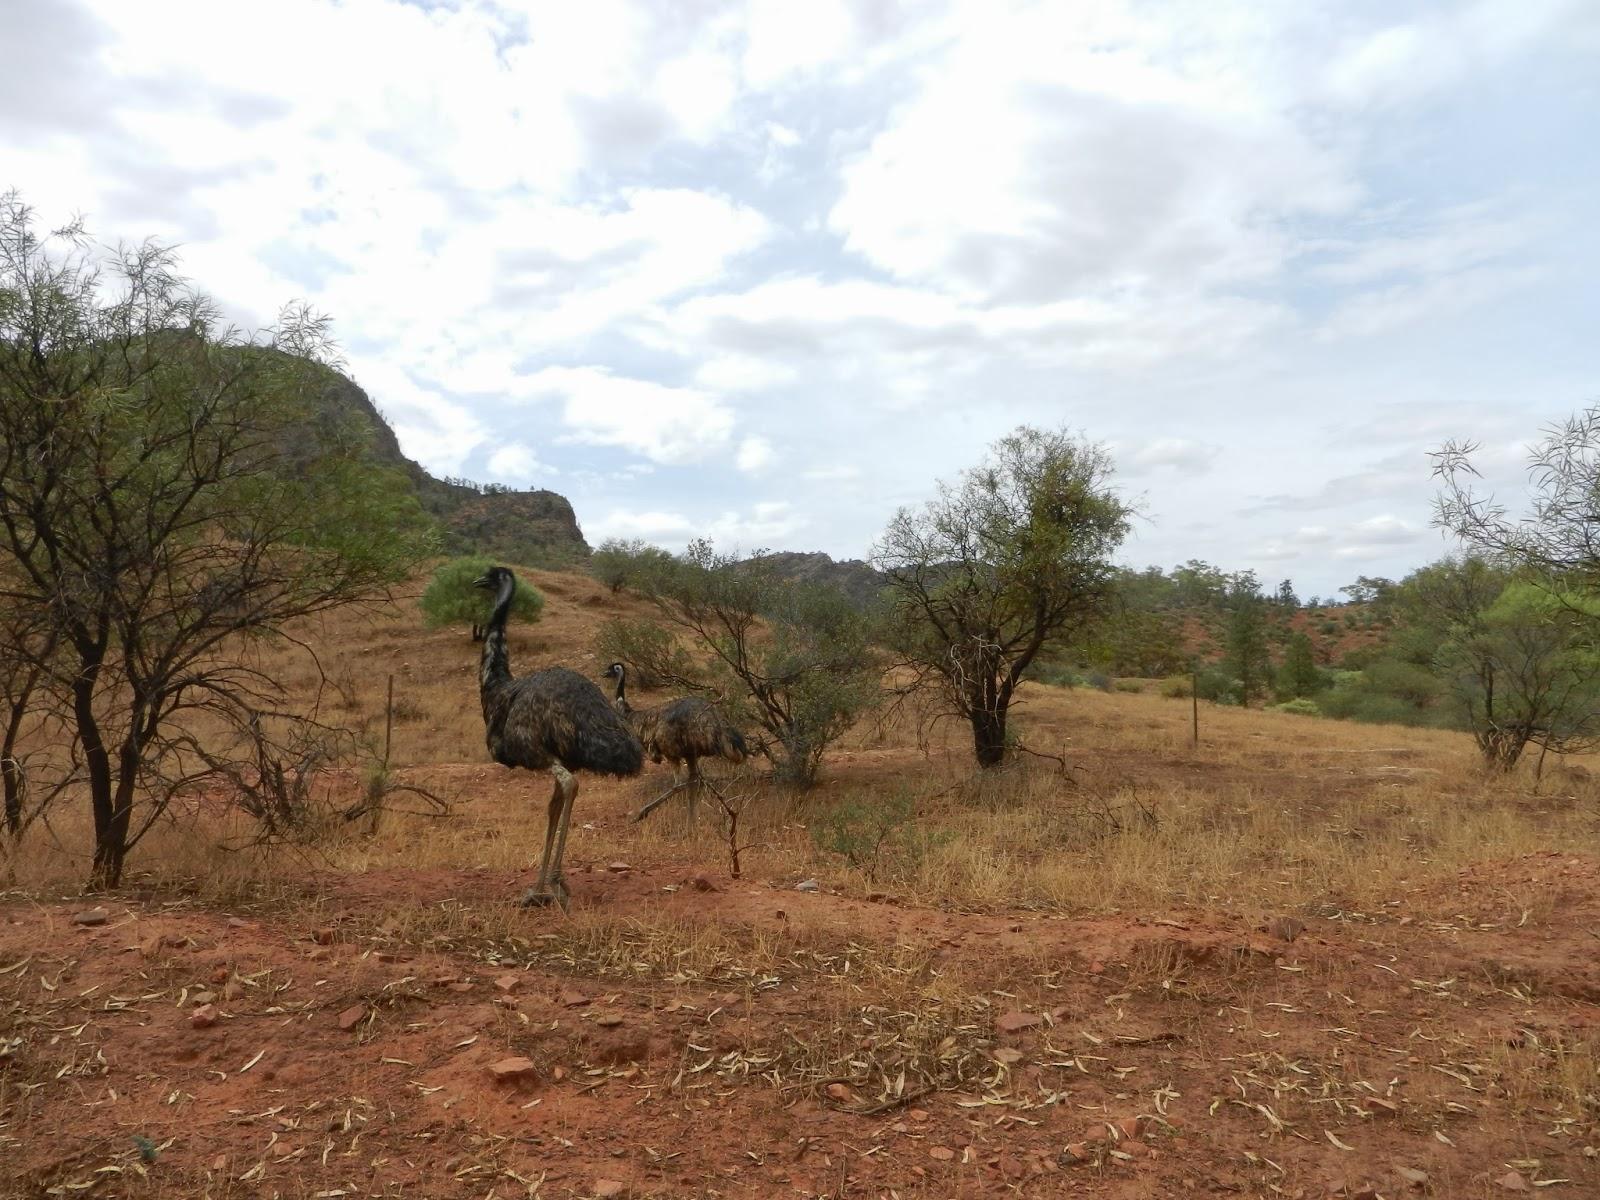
[479,578,515,696]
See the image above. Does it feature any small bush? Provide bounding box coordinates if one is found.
[1194,667,1241,704]
[1159,675,1192,699]
[811,791,949,883]
[1271,697,1321,717]
[1113,678,1143,693]
[1026,661,1081,688]
[420,555,543,639]
[1085,670,1113,692]
[594,617,694,690]
[590,537,674,595]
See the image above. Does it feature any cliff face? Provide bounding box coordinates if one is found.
[314,367,589,564]
[756,551,886,609]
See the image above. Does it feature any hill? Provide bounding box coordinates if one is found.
[312,365,589,565]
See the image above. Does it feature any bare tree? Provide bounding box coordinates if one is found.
[0,192,434,887]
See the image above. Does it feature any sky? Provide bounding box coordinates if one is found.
[6,0,1599,598]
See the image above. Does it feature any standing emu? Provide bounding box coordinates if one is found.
[475,567,643,909]
[604,661,747,824]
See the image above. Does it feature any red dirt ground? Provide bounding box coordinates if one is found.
[4,848,1598,1199]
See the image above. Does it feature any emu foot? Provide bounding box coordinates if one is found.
[519,879,571,911]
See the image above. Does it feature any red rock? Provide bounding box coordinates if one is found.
[562,990,590,1008]
[997,1155,1025,1178]
[1088,961,1105,975]
[606,862,632,873]
[928,1146,954,1162]
[337,1004,366,1031]
[190,1004,219,1029]
[73,907,109,927]
[595,1012,624,1028]
[307,948,331,962]
[1062,1143,1092,1163]
[140,934,168,957]
[1120,1140,1149,1159]
[688,874,720,893]
[448,981,473,993]
[209,967,229,985]
[995,1010,1045,1034]
[191,990,217,1006]
[908,1109,929,1121]
[1114,1116,1147,1140]
[494,974,522,993]
[312,927,336,945]
[1394,1165,1429,1188]
[993,1047,1024,1065]
[593,1181,627,1199]
[488,1057,539,1083]
[226,917,248,929]
[1363,1097,1399,1117]
[1496,1172,1528,1192]
[824,1082,854,1102]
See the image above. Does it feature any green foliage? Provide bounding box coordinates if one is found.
[1194,667,1242,705]
[810,790,952,884]
[1275,632,1323,700]
[420,556,543,637]
[1113,678,1144,693]
[593,617,695,690]
[1271,697,1321,716]
[875,426,1133,767]
[1025,661,1081,688]
[642,541,879,786]
[1159,675,1192,699]
[1223,599,1271,704]
[1078,602,1188,677]
[590,537,674,595]
[0,193,435,887]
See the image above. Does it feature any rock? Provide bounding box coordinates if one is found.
[561,989,590,1008]
[1394,1166,1429,1188]
[190,1004,219,1029]
[337,1004,367,1032]
[993,1047,1024,1065]
[1363,1097,1399,1117]
[606,862,632,873]
[209,967,229,985]
[222,980,242,1002]
[488,1057,539,1083]
[995,1010,1046,1034]
[593,1180,627,1199]
[908,1109,929,1121]
[928,1146,955,1161]
[140,934,168,957]
[191,991,217,1006]
[824,1082,854,1102]
[1062,1143,1092,1163]
[997,1155,1025,1178]
[73,907,109,927]
[307,948,331,962]
[1496,1172,1528,1192]
[595,1013,624,1028]
[795,879,820,892]
[1266,916,1306,942]
[312,927,336,945]
[1088,961,1105,975]
[1113,1116,1146,1140]
[494,974,522,993]
[447,981,473,993]
[688,874,720,893]
[226,917,249,929]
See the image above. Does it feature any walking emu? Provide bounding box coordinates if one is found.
[475,567,643,909]
[604,661,747,824]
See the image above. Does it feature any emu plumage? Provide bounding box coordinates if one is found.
[605,661,747,823]
[476,567,642,909]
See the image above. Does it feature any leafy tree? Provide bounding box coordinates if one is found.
[0,193,434,887]
[593,617,696,690]
[1275,578,1299,609]
[1276,631,1322,699]
[421,555,543,641]
[642,541,878,785]
[1222,597,1271,704]
[1078,604,1188,678]
[1340,575,1396,607]
[590,537,674,595]
[875,427,1133,767]
[1170,559,1230,608]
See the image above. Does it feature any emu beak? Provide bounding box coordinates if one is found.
[472,575,492,590]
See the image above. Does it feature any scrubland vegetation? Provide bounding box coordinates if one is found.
[5,198,1600,1197]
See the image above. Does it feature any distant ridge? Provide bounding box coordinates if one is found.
[311,365,589,565]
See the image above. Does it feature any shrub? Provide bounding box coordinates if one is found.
[590,537,674,595]
[1026,661,1081,688]
[1194,667,1242,705]
[1113,678,1143,693]
[420,555,543,639]
[1271,698,1321,716]
[1085,671,1114,692]
[594,617,695,690]
[1159,675,1192,699]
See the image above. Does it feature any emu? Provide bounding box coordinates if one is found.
[475,567,643,909]
[604,661,747,824]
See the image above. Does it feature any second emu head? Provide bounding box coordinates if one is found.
[472,565,514,592]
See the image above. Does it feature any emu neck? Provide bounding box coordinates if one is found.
[612,666,630,710]
[479,578,515,695]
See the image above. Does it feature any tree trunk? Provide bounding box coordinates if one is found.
[1478,725,1531,772]
[970,708,1008,768]
[72,666,126,891]
[1,754,20,838]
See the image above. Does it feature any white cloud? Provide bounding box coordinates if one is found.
[523,366,735,464]
[694,354,798,393]
[735,435,776,474]
[486,442,549,483]
[589,500,805,549]
[1122,437,1221,474]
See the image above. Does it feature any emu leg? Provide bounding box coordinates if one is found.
[546,764,578,909]
[632,776,689,823]
[522,766,575,909]
[684,756,700,826]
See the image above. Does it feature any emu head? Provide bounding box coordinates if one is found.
[472,565,513,593]
[604,662,626,681]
